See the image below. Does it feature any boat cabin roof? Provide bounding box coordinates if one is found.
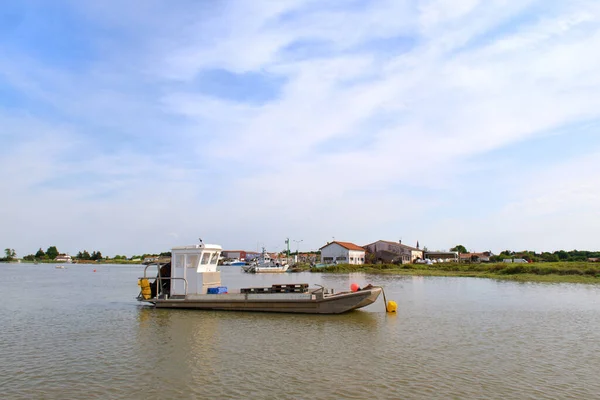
[172,244,222,252]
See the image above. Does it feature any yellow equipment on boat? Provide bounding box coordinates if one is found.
[386,300,397,313]
[138,278,151,300]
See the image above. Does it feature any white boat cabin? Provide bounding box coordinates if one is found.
[170,243,222,296]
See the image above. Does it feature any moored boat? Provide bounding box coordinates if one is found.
[243,247,289,273]
[223,259,246,266]
[137,241,386,314]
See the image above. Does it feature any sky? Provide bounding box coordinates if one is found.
[1,0,600,258]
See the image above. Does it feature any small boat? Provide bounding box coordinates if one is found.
[223,259,246,266]
[55,265,66,269]
[137,241,385,314]
[242,248,289,273]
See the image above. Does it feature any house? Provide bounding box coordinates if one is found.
[459,251,494,263]
[425,251,459,262]
[221,250,248,261]
[363,240,423,264]
[55,254,72,263]
[319,241,366,265]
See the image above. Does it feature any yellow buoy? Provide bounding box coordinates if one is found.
[386,300,397,313]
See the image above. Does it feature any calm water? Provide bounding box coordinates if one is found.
[2,264,600,399]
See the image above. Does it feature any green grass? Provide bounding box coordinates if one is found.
[308,262,600,284]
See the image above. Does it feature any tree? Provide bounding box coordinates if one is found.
[46,246,59,260]
[4,248,16,260]
[555,250,569,260]
[450,245,468,254]
[35,248,46,258]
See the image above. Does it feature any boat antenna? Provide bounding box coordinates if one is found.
[199,238,203,243]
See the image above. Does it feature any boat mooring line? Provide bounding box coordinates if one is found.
[374,286,396,314]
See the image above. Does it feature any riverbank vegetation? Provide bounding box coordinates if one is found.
[5,245,170,264]
[308,262,600,284]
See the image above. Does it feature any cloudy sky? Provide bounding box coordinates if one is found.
[1,0,600,257]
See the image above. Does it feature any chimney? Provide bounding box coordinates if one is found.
[399,239,402,244]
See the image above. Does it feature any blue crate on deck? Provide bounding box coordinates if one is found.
[207,286,228,294]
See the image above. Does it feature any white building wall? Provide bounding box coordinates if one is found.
[320,243,365,265]
[320,243,346,264]
[348,249,365,265]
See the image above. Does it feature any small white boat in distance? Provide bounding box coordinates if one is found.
[243,248,289,273]
[55,265,66,269]
[223,258,246,266]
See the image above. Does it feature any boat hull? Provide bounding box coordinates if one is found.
[253,266,288,273]
[242,265,289,273]
[140,287,382,314]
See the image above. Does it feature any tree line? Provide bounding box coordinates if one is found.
[17,246,104,261]
[2,246,172,262]
[450,245,600,262]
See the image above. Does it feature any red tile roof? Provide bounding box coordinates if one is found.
[320,241,365,251]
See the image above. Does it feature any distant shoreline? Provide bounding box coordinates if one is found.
[1,260,143,265]
[307,261,600,284]
[5,260,600,284]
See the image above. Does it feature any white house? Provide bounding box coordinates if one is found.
[364,240,423,264]
[55,254,72,263]
[319,241,366,265]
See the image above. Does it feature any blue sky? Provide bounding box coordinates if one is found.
[2,0,600,257]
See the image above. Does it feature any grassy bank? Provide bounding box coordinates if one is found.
[308,262,600,284]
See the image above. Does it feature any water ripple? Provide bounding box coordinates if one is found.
[1,266,600,399]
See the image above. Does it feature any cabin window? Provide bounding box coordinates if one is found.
[175,254,184,269]
[210,252,219,264]
[201,252,211,265]
[186,254,199,268]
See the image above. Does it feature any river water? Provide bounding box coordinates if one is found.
[2,263,600,399]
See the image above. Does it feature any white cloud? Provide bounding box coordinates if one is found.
[1,0,600,256]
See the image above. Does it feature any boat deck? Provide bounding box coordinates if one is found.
[240,283,309,294]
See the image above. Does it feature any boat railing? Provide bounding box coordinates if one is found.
[140,263,188,298]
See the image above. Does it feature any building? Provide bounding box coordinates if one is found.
[221,250,248,261]
[363,240,423,264]
[425,251,459,262]
[243,252,261,262]
[459,251,494,262]
[319,241,366,265]
[55,254,72,263]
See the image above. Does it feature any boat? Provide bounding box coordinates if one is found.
[242,248,289,273]
[223,259,246,266]
[55,265,66,269]
[137,241,386,314]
